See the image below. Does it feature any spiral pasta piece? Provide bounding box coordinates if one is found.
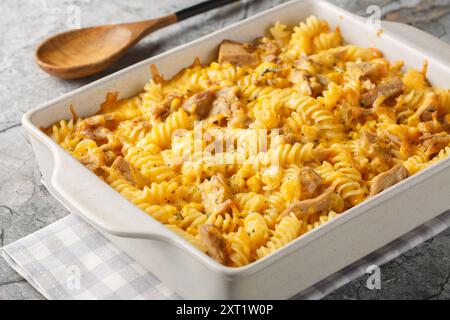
[244,212,270,251]
[143,109,194,149]
[256,213,302,259]
[306,211,339,232]
[235,192,268,213]
[280,164,302,203]
[226,228,252,267]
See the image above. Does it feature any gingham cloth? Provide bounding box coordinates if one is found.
[1,211,450,300]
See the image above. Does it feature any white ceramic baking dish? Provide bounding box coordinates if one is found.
[22,0,450,299]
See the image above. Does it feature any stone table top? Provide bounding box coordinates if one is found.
[1,0,450,300]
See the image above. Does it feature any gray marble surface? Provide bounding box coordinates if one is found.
[0,0,450,300]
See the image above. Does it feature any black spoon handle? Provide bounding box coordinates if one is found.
[176,0,240,21]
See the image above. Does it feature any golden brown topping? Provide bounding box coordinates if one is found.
[99,91,119,114]
[360,77,403,107]
[369,164,408,196]
[69,105,78,122]
[80,115,105,128]
[150,64,164,84]
[198,224,227,264]
[280,187,333,219]
[218,40,258,66]
[182,90,216,118]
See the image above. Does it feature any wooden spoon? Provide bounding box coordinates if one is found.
[35,0,240,79]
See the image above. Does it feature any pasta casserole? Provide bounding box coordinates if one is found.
[44,16,450,267]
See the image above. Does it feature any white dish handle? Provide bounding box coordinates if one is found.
[50,147,179,243]
[382,20,450,64]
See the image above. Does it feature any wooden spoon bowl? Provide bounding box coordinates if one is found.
[35,14,177,79]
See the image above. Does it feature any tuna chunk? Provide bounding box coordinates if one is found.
[218,40,258,66]
[209,88,242,117]
[360,77,403,107]
[421,132,450,156]
[151,94,180,119]
[259,40,280,62]
[182,90,216,118]
[314,148,335,162]
[99,143,122,166]
[77,114,119,144]
[80,127,110,145]
[199,224,227,264]
[111,156,135,184]
[418,119,450,135]
[309,47,347,66]
[300,167,323,196]
[355,61,378,77]
[369,164,408,196]
[341,106,372,125]
[360,129,377,145]
[352,60,387,78]
[79,149,105,171]
[201,174,235,216]
[280,187,333,219]
[415,93,441,122]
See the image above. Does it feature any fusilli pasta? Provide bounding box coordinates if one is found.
[44,16,450,267]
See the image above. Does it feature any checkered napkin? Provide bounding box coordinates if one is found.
[1,214,180,300]
[1,211,450,300]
